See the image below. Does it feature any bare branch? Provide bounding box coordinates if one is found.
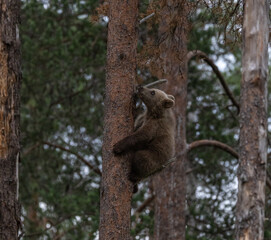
[187,140,271,191]
[145,157,176,179]
[225,105,238,122]
[188,139,238,159]
[49,84,93,108]
[144,79,168,88]
[53,225,79,240]
[42,141,102,176]
[139,12,155,24]
[142,137,271,192]
[187,50,240,113]
[135,195,155,214]
[21,213,88,239]
[186,167,201,175]
[22,142,42,157]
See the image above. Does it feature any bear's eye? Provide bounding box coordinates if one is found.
[151,91,155,96]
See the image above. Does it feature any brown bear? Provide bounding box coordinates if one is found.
[113,85,176,192]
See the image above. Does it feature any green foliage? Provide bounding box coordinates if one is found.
[20,0,106,238]
[185,8,240,240]
[19,0,271,240]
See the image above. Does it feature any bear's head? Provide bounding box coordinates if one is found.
[136,85,175,117]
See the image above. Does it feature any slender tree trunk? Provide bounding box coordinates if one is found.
[99,0,138,239]
[235,0,269,239]
[152,1,189,239]
[0,0,21,239]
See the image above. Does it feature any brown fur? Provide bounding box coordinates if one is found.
[113,86,176,191]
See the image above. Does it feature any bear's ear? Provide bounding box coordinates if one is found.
[163,98,175,108]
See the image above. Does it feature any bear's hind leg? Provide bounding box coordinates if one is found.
[131,150,158,180]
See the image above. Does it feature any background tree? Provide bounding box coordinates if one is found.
[20,1,106,238]
[235,0,269,239]
[150,1,189,239]
[0,0,21,239]
[18,0,271,239]
[135,1,243,239]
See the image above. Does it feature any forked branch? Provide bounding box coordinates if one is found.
[187,50,240,113]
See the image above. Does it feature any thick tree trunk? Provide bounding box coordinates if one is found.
[235,0,269,239]
[0,1,21,239]
[152,1,188,239]
[99,0,138,239]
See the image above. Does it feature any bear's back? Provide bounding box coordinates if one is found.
[138,108,176,163]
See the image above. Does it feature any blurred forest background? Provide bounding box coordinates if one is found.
[19,0,270,239]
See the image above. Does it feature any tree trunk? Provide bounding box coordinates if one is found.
[235,0,269,239]
[99,0,138,239]
[0,0,21,239]
[152,1,189,239]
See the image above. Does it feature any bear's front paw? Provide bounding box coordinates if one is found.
[113,141,124,154]
[129,173,140,183]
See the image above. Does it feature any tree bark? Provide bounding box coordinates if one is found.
[99,0,138,239]
[235,0,269,239]
[152,1,189,239]
[0,0,21,239]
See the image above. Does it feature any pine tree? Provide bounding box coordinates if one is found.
[99,0,138,239]
[235,0,269,239]
[152,1,189,239]
[0,0,21,239]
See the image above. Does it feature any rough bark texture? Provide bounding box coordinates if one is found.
[0,0,21,239]
[235,0,269,239]
[152,1,189,239]
[99,0,138,239]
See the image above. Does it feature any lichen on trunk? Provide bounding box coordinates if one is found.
[235,0,269,239]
